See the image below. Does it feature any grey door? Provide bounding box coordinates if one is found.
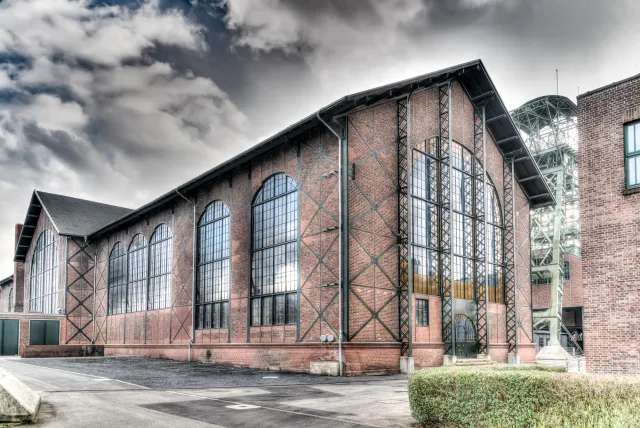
[0,319,19,356]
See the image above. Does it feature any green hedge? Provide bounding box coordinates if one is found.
[408,366,640,428]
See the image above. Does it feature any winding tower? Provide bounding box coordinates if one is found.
[511,96,580,348]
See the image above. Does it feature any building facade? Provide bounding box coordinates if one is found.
[4,61,548,372]
[579,73,640,374]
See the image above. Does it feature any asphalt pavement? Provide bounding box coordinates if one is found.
[0,357,413,428]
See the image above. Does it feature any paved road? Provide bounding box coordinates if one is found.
[0,357,413,427]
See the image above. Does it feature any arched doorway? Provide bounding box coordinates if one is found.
[455,314,477,358]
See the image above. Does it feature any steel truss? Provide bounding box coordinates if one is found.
[511,96,579,346]
[397,97,411,357]
[503,156,518,353]
[438,83,454,356]
[473,106,489,355]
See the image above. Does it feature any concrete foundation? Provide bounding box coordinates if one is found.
[536,345,573,367]
[443,355,457,366]
[400,357,414,374]
[309,361,341,376]
[0,368,40,422]
[508,353,521,365]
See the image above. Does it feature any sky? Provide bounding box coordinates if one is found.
[0,0,639,277]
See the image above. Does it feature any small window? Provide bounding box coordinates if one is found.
[625,121,640,188]
[563,260,570,281]
[416,299,429,326]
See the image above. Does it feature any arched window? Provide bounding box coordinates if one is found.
[196,202,230,329]
[487,186,504,303]
[8,286,13,312]
[29,230,58,313]
[148,224,172,310]
[127,234,147,313]
[410,139,504,303]
[251,173,298,326]
[108,242,127,315]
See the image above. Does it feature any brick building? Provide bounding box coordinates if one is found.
[0,275,13,313]
[579,72,640,374]
[3,60,549,373]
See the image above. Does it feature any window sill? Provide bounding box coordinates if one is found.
[622,186,640,196]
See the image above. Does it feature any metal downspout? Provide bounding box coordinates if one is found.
[175,189,196,361]
[316,112,344,377]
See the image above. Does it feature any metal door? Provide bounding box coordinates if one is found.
[454,315,477,358]
[0,319,19,356]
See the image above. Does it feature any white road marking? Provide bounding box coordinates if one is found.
[225,404,261,410]
[165,390,381,427]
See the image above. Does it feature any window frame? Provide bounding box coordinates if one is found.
[250,173,299,327]
[147,224,173,311]
[196,201,231,330]
[624,120,640,189]
[126,234,148,313]
[415,298,429,327]
[29,229,58,314]
[107,242,127,315]
[563,260,570,282]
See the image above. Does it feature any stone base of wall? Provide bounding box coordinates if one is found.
[104,342,446,375]
[489,343,536,364]
[22,345,104,358]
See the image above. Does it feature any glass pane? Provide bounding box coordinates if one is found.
[629,157,638,186]
[286,293,297,325]
[629,124,636,153]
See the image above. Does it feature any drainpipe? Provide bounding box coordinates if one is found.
[316,111,344,376]
[175,189,196,361]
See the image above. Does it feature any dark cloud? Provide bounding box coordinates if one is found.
[1,0,639,277]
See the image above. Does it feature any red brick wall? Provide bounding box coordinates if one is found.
[0,313,66,356]
[579,76,640,374]
[347,101,399,343]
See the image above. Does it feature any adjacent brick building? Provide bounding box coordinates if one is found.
[3,60,549,372]
[579,72,640,374]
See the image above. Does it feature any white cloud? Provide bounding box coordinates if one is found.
[0,0,253,275]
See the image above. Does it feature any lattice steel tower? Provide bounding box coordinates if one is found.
[511,96,580,346]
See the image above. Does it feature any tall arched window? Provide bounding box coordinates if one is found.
[196,201,230,329]
[127,234,147,313]
[30,230,58,313]
[411,139,504,303]
[251,173,298,326]
[148,224,172,310]
[487,187,504,303]
[108,242,127,315]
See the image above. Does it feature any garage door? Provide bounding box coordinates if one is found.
[0,319,19,356]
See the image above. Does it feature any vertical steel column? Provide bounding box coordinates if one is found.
[439,83,455,356]
[473,105,489,355]
[397,97,411,357]
[504,156,518,354]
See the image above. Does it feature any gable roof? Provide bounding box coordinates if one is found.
[0,276,12,287]
[14,191,132,262]
[90,60,553,238]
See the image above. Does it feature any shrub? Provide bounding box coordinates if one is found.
[408,366,640,428]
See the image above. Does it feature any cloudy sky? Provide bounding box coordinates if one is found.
[0,0,639,276]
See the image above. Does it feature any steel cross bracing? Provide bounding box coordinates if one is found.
[503,156,518,353]
[473,105,489,355]
[511,96,579,345]
[438,83,455,356]
[397,97,411,357]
